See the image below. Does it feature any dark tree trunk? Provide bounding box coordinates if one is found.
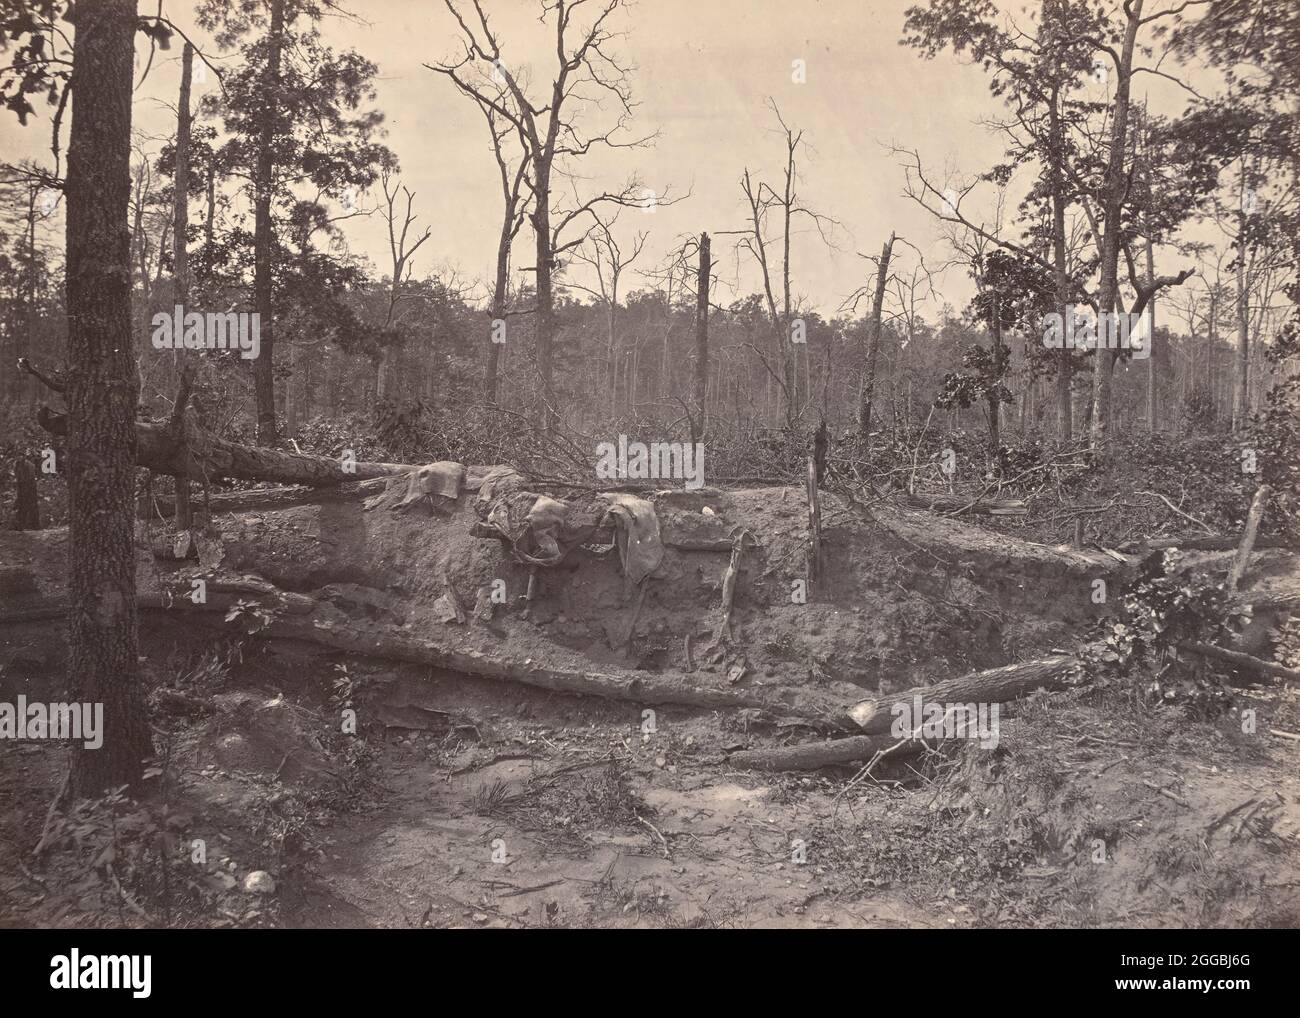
[1089,0,1143,448]
[532,158,555,430]
[64,0,152,796]
[693,232,710,435]
[858,232,895,439]
[173,41,195,529]
[1146,233,1158,432]
[204,162,215,248]
[1048,84,1073,442]
[253,0,285,445]
[988,296,1004,455]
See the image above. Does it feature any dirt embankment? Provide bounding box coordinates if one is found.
[3,482,1298,929]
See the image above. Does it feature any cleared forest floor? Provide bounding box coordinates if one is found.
[3,478,1299,928]
[3,650,1299,929]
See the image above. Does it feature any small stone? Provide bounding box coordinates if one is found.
[655,756,666,768]
[243,871,276,895]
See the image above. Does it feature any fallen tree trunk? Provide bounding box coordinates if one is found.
[847,655,1078,732]
[0,585,857,726]
[143,478,391,518]
[728,732,910,772]
[223,607,855,725]
[730,655,1079,773]
[38,406,415,486]
[1180,641,1300,682]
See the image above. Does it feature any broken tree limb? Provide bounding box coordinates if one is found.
[1179,641,1300,683]
[1227,485,1272,594]
[18,357,64,393]
[712,527,755,646]
[901,491,1028,516]
[37,406,416,486]
[848,655,1078,733]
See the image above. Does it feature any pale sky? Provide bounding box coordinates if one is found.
[2,0,1206,319]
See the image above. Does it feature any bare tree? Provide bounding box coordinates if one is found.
[853,233,895,439]
[694,231,711,430]
[568,210,648,418]
[727,100,836,428]
[430,0,664,430]
[376,171,433,402]
[476,88,531,403]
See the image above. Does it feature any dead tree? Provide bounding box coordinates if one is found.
[467,88,531,404]
[729,100,836,428]
[171,40,196,529]
[694,232,711,427]
[569,211,648,418]
[376,171,433,402]
[430,0,663,431]
[855,233,895,439]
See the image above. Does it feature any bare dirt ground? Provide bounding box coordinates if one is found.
[4,647,1299,929]
[3,486,1299,928]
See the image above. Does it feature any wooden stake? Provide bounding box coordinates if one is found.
[1228,485,1271,593]
[806,455,822,586]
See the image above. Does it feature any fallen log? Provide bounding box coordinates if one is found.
[143,478,392,518]
[1,578,318,623]
[731,656,1080,772]
[37,406,416,486]
[847,655,1078,732]
[234,609,854,725]
[1,586,856,725]
[1180,641,1300,682]
[728,732,910,772]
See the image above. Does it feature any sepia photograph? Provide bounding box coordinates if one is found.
[0,0,1296,969]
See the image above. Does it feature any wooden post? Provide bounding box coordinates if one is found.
[693,232,710,438]
[806,455,822,586]
[1228,485,1271,593]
